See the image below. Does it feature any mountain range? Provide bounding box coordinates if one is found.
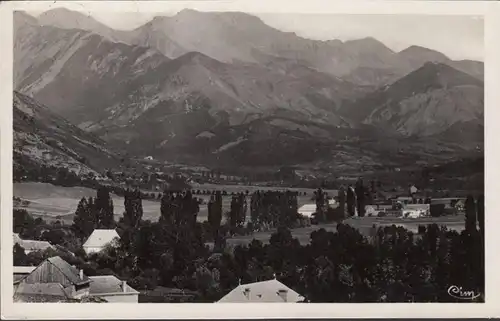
[13,9,484,170]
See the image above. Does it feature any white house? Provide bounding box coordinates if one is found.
[88,275,139,303]
[298,204,316,218]
[83,229,120,255]
[217,278,305,303]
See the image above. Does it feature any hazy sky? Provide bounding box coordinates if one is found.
[31,5,484,61]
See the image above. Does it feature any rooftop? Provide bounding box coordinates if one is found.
[83,229,120,248]
[47,256,90,285]
[218,279,304,303]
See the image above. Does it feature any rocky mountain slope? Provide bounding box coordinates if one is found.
[13,91,123,176]
[342,62,484,137]
[14,12,365,131]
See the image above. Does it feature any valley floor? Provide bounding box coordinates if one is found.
[14,182,466,247]
[13,182,334,224]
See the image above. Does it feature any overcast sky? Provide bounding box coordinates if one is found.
[30,5,484,61]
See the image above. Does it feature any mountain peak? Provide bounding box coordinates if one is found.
[14,11,38,26]
[177,8,200,15]
[399,45,450,60]
[344,37,395,56]
[175,51,220,66]
[36,8,120,41]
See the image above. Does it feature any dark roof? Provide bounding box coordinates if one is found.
[47,256,90,285]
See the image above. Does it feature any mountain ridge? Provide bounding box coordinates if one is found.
[27,8,484,87]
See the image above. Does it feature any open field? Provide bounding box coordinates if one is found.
[13,182,328,224]
[14,182,164,224]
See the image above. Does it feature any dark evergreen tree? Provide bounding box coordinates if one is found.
[315,188,326,223]
[95,186,114,228]
[465,195,477,233]
[208,191,223,242]
[355,179,366,217]
[346,186,355,217]
[72,197,95,239]
[338,186,346,217]
[124,189,143,229]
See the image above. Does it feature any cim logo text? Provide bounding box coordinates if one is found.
[447,285,481,300]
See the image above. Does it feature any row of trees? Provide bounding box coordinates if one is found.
[72,187,115,239]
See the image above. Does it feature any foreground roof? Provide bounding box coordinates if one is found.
[218,279,304,303]
[46,256,90,285]
[89,275,139,295]
[83,229,120,248]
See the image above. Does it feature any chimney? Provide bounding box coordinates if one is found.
[122,280,127,292]
[277,289,288,302]
[243,288,250,300]
[79,269,84,280]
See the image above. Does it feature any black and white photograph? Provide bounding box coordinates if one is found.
[1,0,498,318]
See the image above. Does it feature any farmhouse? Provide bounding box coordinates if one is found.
[400,206,430,218]
[17,256,91,300]
[14,256,139,303]
[83,229,121,255]
[217,278,305,303]
[13,233,54,254]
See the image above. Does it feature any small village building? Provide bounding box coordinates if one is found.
[83,229,121,255]
[88,275,139,303]
[14,256,137,303]
[365,204,391,216]
[13,233,54,254]
[298,204,316,218]
[217,278,305,303]
[19,256,91,299]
